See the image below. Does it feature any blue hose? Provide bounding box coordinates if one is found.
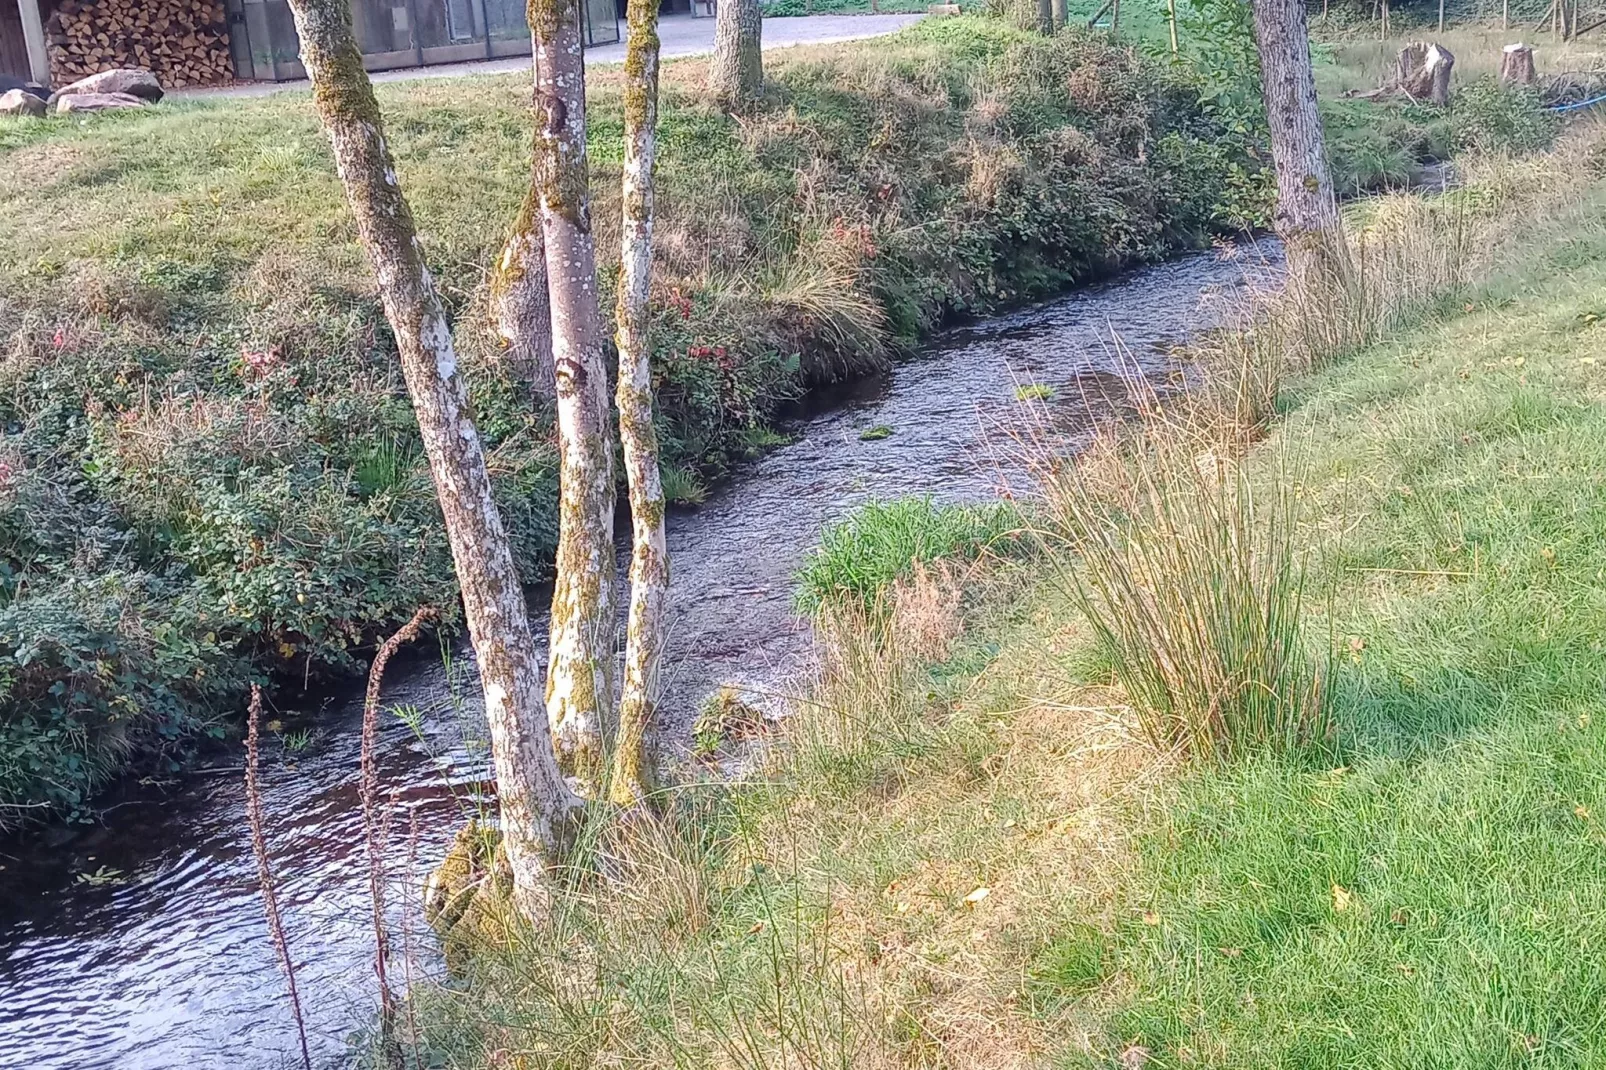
[1547,91,1606,112]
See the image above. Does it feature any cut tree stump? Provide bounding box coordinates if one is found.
[1397,41,1455,105]
[1500,42,1537,86]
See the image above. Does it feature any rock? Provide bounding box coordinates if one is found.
[54,68,164,104]
[0,76,51,102]
[1396,42,1455,106]
[0,89,46,119]
[55,92,149,114]
[1500,43,1537,87]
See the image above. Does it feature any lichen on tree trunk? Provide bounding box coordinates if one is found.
[490,185,555,395]
[528,0,618,784]
[610,0,667,809]
[709,0,762,110]
[281,0,582,920]
[1249,0,1352,291]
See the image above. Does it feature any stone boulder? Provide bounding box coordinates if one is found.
[1397,42,1455,106]
[56,92,149,114]
[0,75,52,102]
[54,68,164,104]
[0,89,47,119]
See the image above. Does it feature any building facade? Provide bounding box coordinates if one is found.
[3,0,619,87]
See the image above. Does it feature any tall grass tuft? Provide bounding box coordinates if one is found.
[1039,412,1331,760]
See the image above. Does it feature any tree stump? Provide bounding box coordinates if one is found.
[1500,42,1537,86]
[1397,41,1455,105]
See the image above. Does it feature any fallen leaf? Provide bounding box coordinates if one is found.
[1120,1044,1152,1069]
[1576,805,1591,820]
[1331,883,1352,913]
[963,887,990,906]
[895,901,910,914]
[1142,910,1161,926]
[747,921,765,935]
[1390,908,1410,927]
[1218,946,1243,958]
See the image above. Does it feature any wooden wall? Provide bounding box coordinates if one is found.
[1,1,34,81]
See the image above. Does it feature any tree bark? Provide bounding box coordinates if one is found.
[610,0,667,809]
[490,187,555,395]
[528,0,618,783]
[1052,0,1067,31]
[710,0,762,109]
[1037,0,1053,35]
[1500,42,1536,85]
[281,0,582,918]
[1250,0,1351,290]
[1397,41,1455,106]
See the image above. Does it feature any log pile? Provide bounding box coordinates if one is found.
[45,0,234,89]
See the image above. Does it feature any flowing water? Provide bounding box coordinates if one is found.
[0,241,1279,1070]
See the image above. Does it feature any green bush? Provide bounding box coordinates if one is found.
[1450,78,1559,156]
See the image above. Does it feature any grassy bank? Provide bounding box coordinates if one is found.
[389,130,1606,1066]
[0,17,1260,826]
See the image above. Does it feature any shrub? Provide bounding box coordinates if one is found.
[1450,78,1559,156]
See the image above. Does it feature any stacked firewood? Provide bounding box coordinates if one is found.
[46,0,233,89]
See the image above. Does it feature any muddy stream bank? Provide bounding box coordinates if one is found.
[0,241,1279,1069]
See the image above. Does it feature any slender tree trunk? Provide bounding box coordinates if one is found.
[281,0,581,919]
[490,187,555,395]
[1037,0,1053,35]
[710,0,762,109]
[1052,0,1068,31]
[611,0,667,809]
[1168,0,1179,50]
[1503,0,1509,30]
[529,0,618,783]
[1111,0,1121,35]
[1249,0,1351,290]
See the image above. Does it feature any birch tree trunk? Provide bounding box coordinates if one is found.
[281,0,581,919]
[610,0,667,809]
[529,0,618,782]
[490,187,555,395]
[710,0,763,110]
[1249,0,1352,290]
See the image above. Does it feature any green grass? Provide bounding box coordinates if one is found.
[794,496,1025,612]
[392,141,1606,1069]
[1059,177,1606,1067]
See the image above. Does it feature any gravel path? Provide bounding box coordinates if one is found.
[177,13,927,99]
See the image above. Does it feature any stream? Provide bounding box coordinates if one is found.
[0,240,1280,1070]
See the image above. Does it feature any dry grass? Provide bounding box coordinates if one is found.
[1317,23,1606,96]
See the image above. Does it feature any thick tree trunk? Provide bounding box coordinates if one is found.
[281,0,581,918]
[1250,0,1351,289]
[610,0,667,809]
[529,0,618,782]
[1052,0,1067,31]
[1037,0,1053,35]
[1500,42,1536,85]
[490,187,555,395]
[710,0,762,109]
